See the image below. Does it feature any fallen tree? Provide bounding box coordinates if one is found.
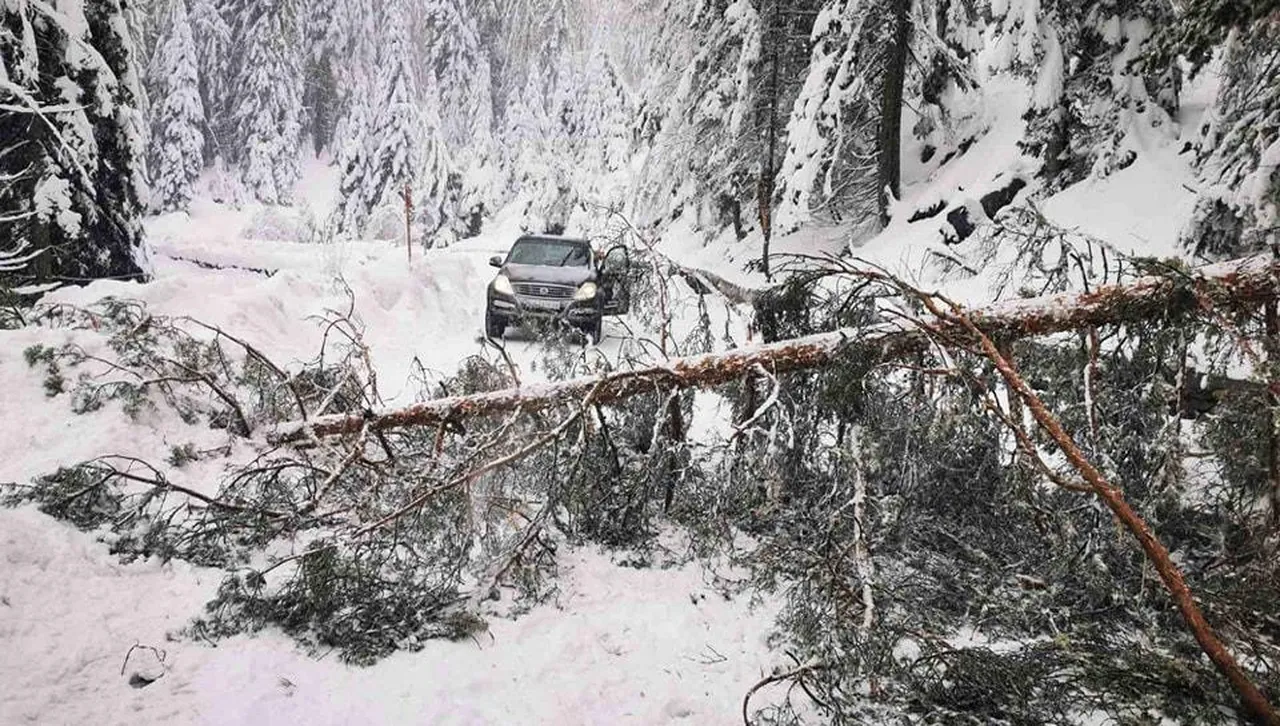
[15,251,1280,717]
[271,253,1280,444]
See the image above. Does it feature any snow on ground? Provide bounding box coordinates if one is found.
[0,506,778,725]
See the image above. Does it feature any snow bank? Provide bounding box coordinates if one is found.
[0,507,778,725]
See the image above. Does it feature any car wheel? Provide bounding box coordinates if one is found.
[485,311,505,340]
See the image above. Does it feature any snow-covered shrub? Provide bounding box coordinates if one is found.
[241,206,312,243]
[364,203,406,242]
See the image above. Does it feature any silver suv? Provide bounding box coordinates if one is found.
[485,235,631,344]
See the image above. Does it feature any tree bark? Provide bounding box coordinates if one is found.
[270,254,1280,444]
[1266,300,1280,525]
[877,0,910,227]
[758,1,782,282]
[945,299,1280,726]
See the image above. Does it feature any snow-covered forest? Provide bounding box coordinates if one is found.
[2,0,1280,724]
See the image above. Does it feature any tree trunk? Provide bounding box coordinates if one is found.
[1266,301,1280,525]
[876,0,910,228]
[758,1,782,282]
[271,254,1280,443]
[953,306,1280,726]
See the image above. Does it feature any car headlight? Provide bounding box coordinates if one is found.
[492,274,514,296]
[574,282,598,301]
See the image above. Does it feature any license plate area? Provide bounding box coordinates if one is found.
[520,297,564,312]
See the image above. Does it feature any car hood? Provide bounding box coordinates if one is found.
[502,263,596,286]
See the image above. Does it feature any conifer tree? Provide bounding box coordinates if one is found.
[572,45,633,179]
[228,0,303,205]
[1167,0,1280,257]
[0,0,149,287]
[424,0,499,229]
[149,0,208,213]
[633,0,762,235]
[190,0,230,161]
[774,0,910,235]
[330,0,453,240]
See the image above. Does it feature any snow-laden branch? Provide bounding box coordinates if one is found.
[270,253,1280,444]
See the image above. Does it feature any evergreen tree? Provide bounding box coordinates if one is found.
[560,44,633,190]
[330,0,453,240]
[633,0,818,253]
[0,0,149,287]
[326,0,379,171]
[633,0,763,236]
[227,0,303,204]
[424,0,499,230]
[190,0,230,162]
[1168,1,1280,257]
[503,73,569,233]
[149,0,208,213]
[989,0,1177,191]
[774,0,911,235]
[366,0,428,222]
[413,77,456,246]
[300,0,346,155]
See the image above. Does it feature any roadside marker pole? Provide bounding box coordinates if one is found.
[402,183,413,265]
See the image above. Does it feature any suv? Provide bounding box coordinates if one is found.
[485,235,631,344]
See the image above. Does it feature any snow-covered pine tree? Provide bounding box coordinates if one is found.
[774,0,912,236]
[325,0,379,182]
[0,0,149,288]
[503,72,570,234]
[302,0,381,157]
[227,0,303,205]
[421,0,491,153]
[422,0,499,234]
[149,0,208,213]
[530,0,575,103]
[330,0,453,242]
[495,0,578,110]
[632,0,763,236]
[190,0,230,162]
[996,0,1177,191]
[909,0,982,152]
[751,0,825,273]
[413,76,455,247]
[571,44,633,180]
[126,0,158,118]
[1171,2,1280,258]
[631,0,818,254]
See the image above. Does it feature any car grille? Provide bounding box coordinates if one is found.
[514,282,574,299]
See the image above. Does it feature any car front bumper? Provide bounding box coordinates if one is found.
[488,292,600,325]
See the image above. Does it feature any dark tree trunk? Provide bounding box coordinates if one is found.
[758,2,783,282]
[877,0,911,227]
[1266,301,1280,526]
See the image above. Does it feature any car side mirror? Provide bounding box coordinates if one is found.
[488,255,503,268]
[602,247,630,274]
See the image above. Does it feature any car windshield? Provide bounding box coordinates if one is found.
[506,239,591,267]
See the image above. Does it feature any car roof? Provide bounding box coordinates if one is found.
[515,235,590,246]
